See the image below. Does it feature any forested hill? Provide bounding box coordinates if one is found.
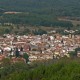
[1,58,80,80]
[0,0,80,17]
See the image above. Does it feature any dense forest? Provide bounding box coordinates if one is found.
[0,0,80,27]
[0,58,80,80]
[0,13,73,27]
[0,0,80,17]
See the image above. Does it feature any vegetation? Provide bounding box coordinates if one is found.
[1,0,80,34]
[0,13,74,35]
[23,53,29,63]
[0,13,73,27]
[0,0,78,28]
[0,0,80,17]
[68,47,80,57]
[32,29,47,35]
[0,58,80,80]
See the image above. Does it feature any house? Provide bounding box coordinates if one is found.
[77,51,80,57]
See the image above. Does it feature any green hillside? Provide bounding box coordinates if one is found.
[1,58,80,80]
[0,0,80,34]
[0,0,76,27]
[0,0,80,17]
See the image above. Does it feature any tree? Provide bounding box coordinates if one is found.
[68,51,77,57]
[2,58,11,67]
[23,53,29,63]
[15,48,20,58]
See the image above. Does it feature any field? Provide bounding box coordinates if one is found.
[58,17,80,26]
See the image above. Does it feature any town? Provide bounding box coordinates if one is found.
[0,30,80,63]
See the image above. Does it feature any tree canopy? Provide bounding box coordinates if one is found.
[0,58,80,80]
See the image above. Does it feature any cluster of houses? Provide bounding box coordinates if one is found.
[0,33,80,63]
